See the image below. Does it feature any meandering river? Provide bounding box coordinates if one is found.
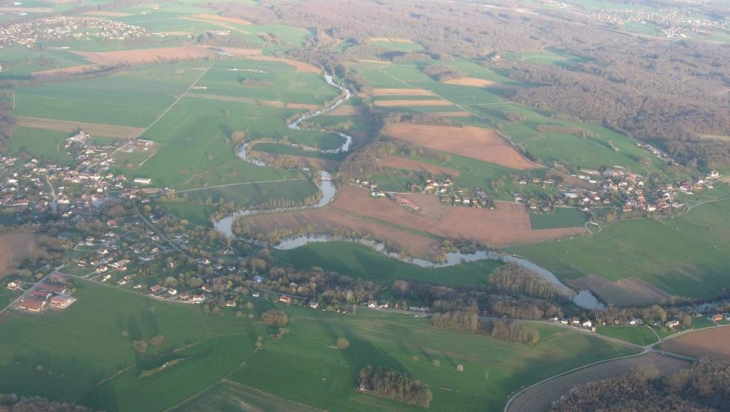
[214,73,605,310]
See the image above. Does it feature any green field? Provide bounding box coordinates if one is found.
[273,241,501,287]
[508,199,730,299]
[529,208,588,230]
[180,179,320,207]
[172,380,322,412]
[597,326,658,346]
[155,202,216,226]
[7,126,74,165]
[0,277,636,412]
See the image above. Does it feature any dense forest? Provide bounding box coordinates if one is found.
[553,359,730,412]
[356,366,433,408]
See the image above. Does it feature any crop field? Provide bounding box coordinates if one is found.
[507,199,730,299]
[386,123,538,170]
[596,326,658,346]
[273,241,500,287]
[379,155,461,177]
[127,98,302,189]
[155,202,216,227]
[191,60,337,105]
[179,179,319,208]
[14,63,205,127]
[239,186,586,259]
[660,327,730,362]
[504,352,688,412]
[529,208,587,230]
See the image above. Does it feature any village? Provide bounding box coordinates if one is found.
[0,16,149,47]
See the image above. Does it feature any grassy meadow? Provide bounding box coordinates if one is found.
[272,241,501,288]
[0,278,635,412]
[508,199,730,299]
[597,326,658,346]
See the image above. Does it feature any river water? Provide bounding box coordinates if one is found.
[214,73,605,311]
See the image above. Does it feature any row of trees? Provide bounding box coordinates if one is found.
[489,263,561,300]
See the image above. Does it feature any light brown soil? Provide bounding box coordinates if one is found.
[83,11,133,17]
[240,187,585,259]
[379,155,460,176]
[374,99,452,107]
[184,93,317,110]
[0,7,52,12]
[661,328,730,362]
[369,37,413,43]
[444,77,494,87]
[193,13,252,25]
[32,65,100,77]
[325,105,366,116]
[247,56,320,74]
[16,116,144,139]
[505,353,689,412]
[569,275,671,307]
[68,45,261,66]
[427,112,472,117]
[387,123,539,170]
[369,88,434,96]
[0,233,37,278]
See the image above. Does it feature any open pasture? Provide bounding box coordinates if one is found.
[16,116,144,139]
[172,380,322,412]
[379,155,461,177]
[386,123,538,170]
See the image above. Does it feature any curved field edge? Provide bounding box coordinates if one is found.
[504,352,690,412]
[0,280,633,412]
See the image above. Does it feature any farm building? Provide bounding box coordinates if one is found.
[279,295,292,304]
[39,283,67,295]
[18,299,46,313]
[133,178,152,185]
[394,196,421,212]
[6,281,18,290]
[711,314,724,322]
[50,295,76,309]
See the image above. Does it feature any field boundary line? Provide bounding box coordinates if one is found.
[503,350,648,412]
[173,178,307,194]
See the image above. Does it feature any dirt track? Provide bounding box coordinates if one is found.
[387,123,539,170]
[505,352,689,412]
[16,116,144,139]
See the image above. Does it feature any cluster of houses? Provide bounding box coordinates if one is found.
[554,315,691,333]
[586,7,725,39]
[12,274,76,314]
[0,16,148,47]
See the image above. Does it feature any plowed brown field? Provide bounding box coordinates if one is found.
[661,327,730,362]
[239,187,584,259]
[387,123,539,170]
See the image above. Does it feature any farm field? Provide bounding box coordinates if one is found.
[504,352,689,412]
[507,199,730,300]
[596,326,658,346]
[7,126,75,165]
[385,123,538,170]
[569,274,672,307]
[272,241,501,288]
[529,208,587,230]
[659,327,730,362]
[238,186,587,260]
